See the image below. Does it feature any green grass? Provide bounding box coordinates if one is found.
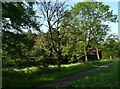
[61,61,119,88]
[2,60,113,87]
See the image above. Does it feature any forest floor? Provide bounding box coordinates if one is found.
[34,61,117,89]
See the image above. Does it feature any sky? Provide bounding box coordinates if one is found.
[39,1,119,35]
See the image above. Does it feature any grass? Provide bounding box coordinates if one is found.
[2,60,113,87]
[60,61,119,88]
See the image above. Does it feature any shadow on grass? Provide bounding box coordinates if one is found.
[2,60,113,88]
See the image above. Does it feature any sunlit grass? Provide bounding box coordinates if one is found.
[49,62,83,68]
[3,60,113,87]
[61,61,119,88]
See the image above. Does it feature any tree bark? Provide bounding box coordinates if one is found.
[110,55,112,60]
[96,47,100,60]
[57,55,61,67]
[84,47,88,62]
[57,58,61,67]
[84,42,88,62]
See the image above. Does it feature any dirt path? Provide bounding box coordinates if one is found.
[34,61,117,89]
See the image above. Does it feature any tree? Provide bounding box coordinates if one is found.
[70,1,117,62]
[102,36,120,59]
[90,24,110,60]
[2,2,40,32]
[2,2,40,67]
[39,0,68,67]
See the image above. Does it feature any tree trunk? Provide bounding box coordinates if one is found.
[57,55,61,67]
[96,47,100,60]
[84,42,88,62]
[57,59,61,67]
[110,55,112,60]
[84,47,88,62]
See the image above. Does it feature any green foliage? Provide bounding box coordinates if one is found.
[61,1,117,61]
[2,1,119,88]
[102,37,120,59]
[2,30,38,68]
[2,1,119,68]
[2,2,40,32]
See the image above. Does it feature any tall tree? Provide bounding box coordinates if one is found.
[71,2,117,62]
[39,0,68,67]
